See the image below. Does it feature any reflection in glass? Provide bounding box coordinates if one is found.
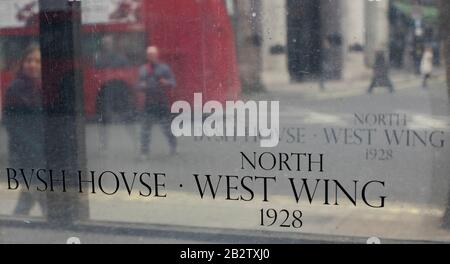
[0,0,450,244]
[2,43,45,216]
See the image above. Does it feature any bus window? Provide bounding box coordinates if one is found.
[83,32,146,69]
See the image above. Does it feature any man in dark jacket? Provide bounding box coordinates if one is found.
[138,46,177,158]
[368,51,395,94]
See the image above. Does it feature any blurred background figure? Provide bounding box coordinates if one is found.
[319,36,332,91]
[420,45,434,89]
[2,43,46,216]
[138,46,177,158]
[412,25,425,75]
[94,34,134,151]
[368,51,395,94]
[390,28,406,69]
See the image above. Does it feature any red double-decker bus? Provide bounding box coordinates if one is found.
[0,0,241,121]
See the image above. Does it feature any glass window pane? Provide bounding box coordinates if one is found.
[1,0,450,244]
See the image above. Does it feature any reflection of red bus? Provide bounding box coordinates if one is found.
[0,0,240,121]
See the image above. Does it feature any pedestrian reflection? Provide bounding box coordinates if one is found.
[138,46,177,159]
[2,43,46,216]
[368,51,395,94]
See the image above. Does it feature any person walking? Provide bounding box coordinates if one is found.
[138,46,177,158]
[368,51,395,94]
[3,43,46,216]
[420,46,434,89]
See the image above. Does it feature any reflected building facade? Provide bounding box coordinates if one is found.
[233,0,391,86]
